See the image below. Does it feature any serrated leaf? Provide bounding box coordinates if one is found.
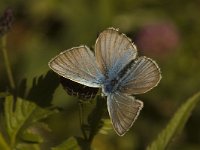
[51,137,81,150]
[27,70,59,107]
[147,91,200,150]
[4,95,57,148]
[5,95,36,147]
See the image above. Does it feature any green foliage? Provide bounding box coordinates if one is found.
[147,91,200,150]
[87,96,107,142]
[27,70,60,107]
[99,119,112,135]
[5,95,36,147]
[21,124,45,143]
[0,92,9,98]
[52,137,81,150]
[16,143,40,150]
[0,132,9,150]
[64,96,107,150]
[0,69,59,149]
[3,95,57,149]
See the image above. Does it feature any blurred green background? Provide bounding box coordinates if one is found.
[0,0,200,149]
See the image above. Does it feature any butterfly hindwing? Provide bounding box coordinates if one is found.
[49,46,102,87]
[60,76,99,99]
[107,92,143,136]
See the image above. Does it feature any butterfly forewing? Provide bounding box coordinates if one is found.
[107,92,143,136]
[49,46,102,87]
[119,56,161,95]
[95,28,137,77]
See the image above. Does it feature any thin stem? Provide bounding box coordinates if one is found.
[1,35,15,90]
[78,102,88,140]
[88,96,106,143]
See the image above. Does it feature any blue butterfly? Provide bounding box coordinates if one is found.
[48,27,161,136]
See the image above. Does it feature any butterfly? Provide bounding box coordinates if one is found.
[48,27,161,136]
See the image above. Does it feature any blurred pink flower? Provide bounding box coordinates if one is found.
[135,21,180,58]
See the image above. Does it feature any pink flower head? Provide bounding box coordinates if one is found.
[135,21,180,58]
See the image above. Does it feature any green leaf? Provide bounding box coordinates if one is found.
[21,122,51,143]
[4,95,57,148]
[27,105,58,124]
[2,71,59,149]
[147,91,200,150]
[51,137,81,150]
[16,143,40,150]
[99,119,112,135]
[27,70,59,107]
[21,128,44,143]
[5,95,36,147]
[0,132,10,150]
[0,92,9,99]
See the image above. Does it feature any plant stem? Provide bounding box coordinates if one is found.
[78,102,88,140]
[88,96,106,143]
[1,35,15,90]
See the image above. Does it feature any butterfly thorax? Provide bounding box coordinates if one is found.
[102,78,118,95]
[102,59,136,96]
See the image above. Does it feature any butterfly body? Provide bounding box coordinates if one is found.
[102,78,118,95]
[49,27,161,136]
